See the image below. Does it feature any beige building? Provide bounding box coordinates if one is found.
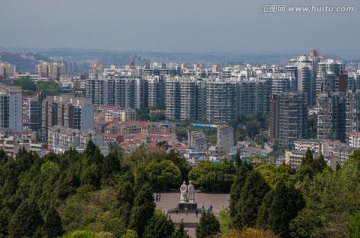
[0,62,15,79]
[48,125,104,154]
[217,125,234,152]
[37,62,65,80]
[89,64,104,74]
[284,150,307,169]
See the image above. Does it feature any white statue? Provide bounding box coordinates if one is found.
[187,180,195,202]
[180,181,187,202]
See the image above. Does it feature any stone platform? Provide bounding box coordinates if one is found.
[178,202,197,210]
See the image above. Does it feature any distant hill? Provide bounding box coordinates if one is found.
[0,52,52,73]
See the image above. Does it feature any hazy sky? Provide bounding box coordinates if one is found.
[0,0,359,53]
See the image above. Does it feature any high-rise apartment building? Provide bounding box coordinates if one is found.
[165,78,181,120]
[0,85,22,131]
[346,90,360,144]
[270,91,308,147]
[238,78,271,115]
[41,95,93,143]
[287,55,318,106]
[316,59,346,94]
[206,79,238,122]
[146,75,165,109]
[0,63,15,80]
[25,91,46,140]
[37,62,65,80]
[317,92,346,141]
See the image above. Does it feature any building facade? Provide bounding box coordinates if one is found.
[0,85,22,131]
[42,95,93,142]
[270,91,308,148]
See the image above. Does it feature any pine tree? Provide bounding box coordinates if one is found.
[128,183,155,237]
[234,152,242,168]
[195,211,220,238]
[143,211,175,238]
[102,152,121,180]
[229,161,252,227]
[117,181,135,226]
[8,200,43,238]
[256,189,274,228]
[311,154,327,174]
[84,139,97,158]
[135,169,151,191]
[43,206,64,238]
[258,181,305,238]
[302,148,313,165]
[172,220,190,238]
[0,207,12,237]
[235,170,270,228]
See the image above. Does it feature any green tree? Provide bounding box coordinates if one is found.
[302,148,313,165]
[255,163,292,188]
[189,160,235,192]
[62,230,95,238]
[15,77,36,91]
[307,114,317,139]
[121,230,138,238]
[128,183,155,237]
[347,211,360,238]
[0,207,12,237]
[143,160,182,190]
[102,152,121,181]
[149,111,166,122]
[8,200,44,238]
[36,81,60,95]
[289,208,322,238]
[229,161,252,225]
[136,107,150,121]
[196,211,220,238]
[43,206,65,238]
[172,220,190,238]
[166,150,192,183]
[143,210,175,238]
[235,170,270,228]
[258,181,305,238]
[117,181,135,226]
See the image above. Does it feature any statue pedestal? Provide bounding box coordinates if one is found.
[178,202,197,210]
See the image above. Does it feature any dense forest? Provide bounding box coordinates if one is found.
[0,141,359,238]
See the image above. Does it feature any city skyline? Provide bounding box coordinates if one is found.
[0,0,359,54]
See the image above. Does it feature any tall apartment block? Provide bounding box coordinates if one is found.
[217,125,234,152]
[0,85,22,131]
[346,90,360,144]
[0,63,15,80]
[164,76,207,121]
[269,91,308,148]
[86,74,146,109]
[316,59,346,94]
[286,55,318,106]
[26,91,46,140]
[147,75,165,109]
[165,78,181,120]
[41,95,93,142]
[238,78,271,115]
[206,79,238,122]
[259,73,295,95]
[316,92,346,141]
[37,62,65,80]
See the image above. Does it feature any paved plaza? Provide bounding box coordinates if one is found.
[155,192,230,237]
